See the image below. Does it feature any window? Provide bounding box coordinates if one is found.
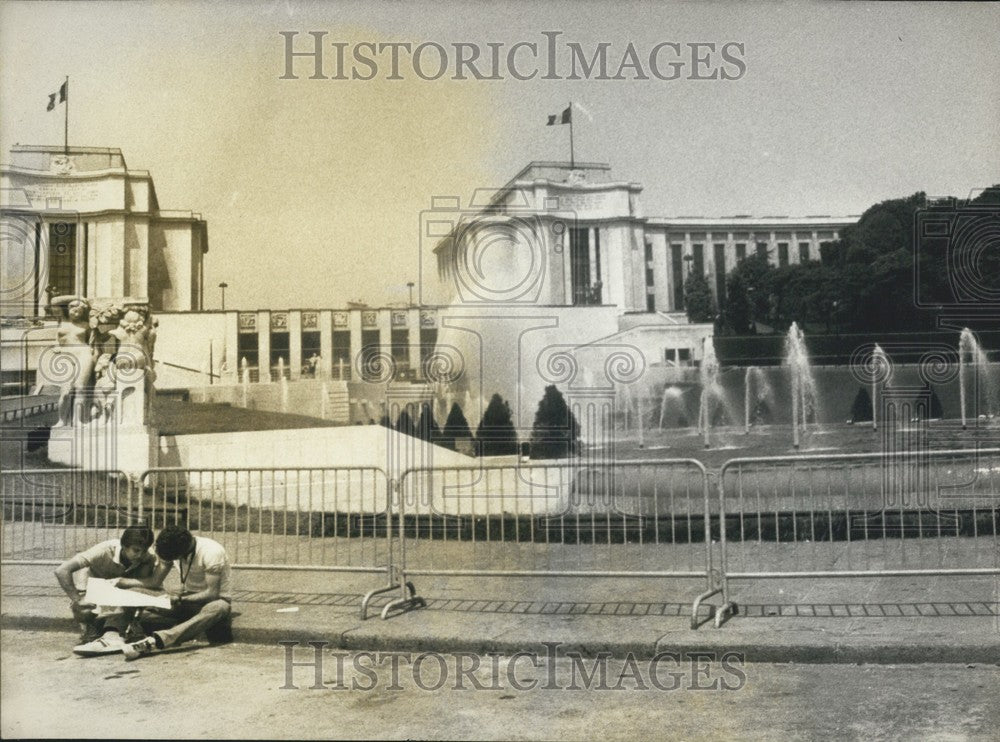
[419,328,438,378]
[713,243,727,310]
[270,331,290,377]
[799,242,811,263]
[736,243,747,261]
[301,331,321,376]
[237,333,259,375]
[644,240,653,263]
[47,222,77,296]
[670,243,684,310]
[692,244,704,276]
[645,267,655,286]
[332,330,351,379]
[646,293,656,312]
[756,241,768,258]
[778,242,789,267]
[570,227,591,305]
[677,348,691,363]
[360,329,382,381]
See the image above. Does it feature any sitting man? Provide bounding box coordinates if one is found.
[123,525,233,660]
[54,525,157,655]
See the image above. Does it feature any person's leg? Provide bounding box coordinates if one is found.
[151,600,231,649]
[73,609,127,655]
[70,602,101,642]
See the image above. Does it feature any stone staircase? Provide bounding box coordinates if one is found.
[323,381,350,424]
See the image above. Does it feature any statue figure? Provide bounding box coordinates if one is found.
[89,304,123,423]
[54,298,95,427]
[109,309,155,427]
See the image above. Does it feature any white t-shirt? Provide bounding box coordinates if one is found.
[173,536,232,601]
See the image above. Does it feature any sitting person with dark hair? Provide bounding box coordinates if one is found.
[123,525,233,661]
[54,525,156,655]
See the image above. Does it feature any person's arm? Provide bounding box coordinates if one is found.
[118,559,172,590]
[175,571,221,605]
[54,555,92,606]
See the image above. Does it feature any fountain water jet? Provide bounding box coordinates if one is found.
[698,337,721,448]
[784,323,819,449]
[958,328,995,428]
[658,385,684,430]
[743,366,775,434]
[871,344,892,431]
[240,357,249,408]
[277,357,289,413]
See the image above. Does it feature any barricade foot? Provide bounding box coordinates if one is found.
[380,595,427,620]
[714,601,738,629]
[690,587,722,630]
[360,583,399,621]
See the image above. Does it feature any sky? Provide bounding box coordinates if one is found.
[1,0,998,310]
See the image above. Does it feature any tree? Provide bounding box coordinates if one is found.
[723,252,774,334]
[850,387,872,423]
[683,272,716,323]
[475,393,519,456]
[440,403,472,452]
[529,385,580,459]
[415,403,441,442]
[395,409,415,437]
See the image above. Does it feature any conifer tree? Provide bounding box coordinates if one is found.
[475,393,519,456]
[529,385,580,459]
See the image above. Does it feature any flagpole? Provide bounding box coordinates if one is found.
[63,77,69,156]
[568,101,575,169]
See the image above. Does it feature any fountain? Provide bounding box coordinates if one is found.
[636,387,645,449]
[240,356,250,408]
[958,328,995,428]
[698,337,720,448]
[870,344,892,431]
[277,357,289,413]
[784,322,819,449]
[743,366,775,434]
[658,385,684,430]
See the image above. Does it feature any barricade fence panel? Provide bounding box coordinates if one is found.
[138,468,391,570]
[1,469,133,562]
[395,459,714,579]
[718,448,1000,579]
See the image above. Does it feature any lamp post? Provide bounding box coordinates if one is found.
[219,282,228,311]
[407,281,415,307]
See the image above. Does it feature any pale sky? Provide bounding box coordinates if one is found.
[2,1,997,310]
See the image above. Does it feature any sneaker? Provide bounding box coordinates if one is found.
[124,624,147,643]
[78,624,102,644]
[73,633,125,656]
[123,636,157,661]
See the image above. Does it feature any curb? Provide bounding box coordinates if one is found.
[5,613,1000,665]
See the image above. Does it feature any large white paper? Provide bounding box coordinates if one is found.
[83,578,171,609]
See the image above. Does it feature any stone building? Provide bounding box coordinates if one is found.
[0,145,207,317]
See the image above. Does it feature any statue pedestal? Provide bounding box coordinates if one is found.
[48,424,158,476]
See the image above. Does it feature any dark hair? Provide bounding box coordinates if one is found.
[120,525,154,550]
[155,525,195,561]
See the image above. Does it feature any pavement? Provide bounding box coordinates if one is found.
[3,564,998,664]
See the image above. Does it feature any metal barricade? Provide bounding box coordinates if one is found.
[384,459,720,624]
[714,448,1000,627]
[138,467,397,616]
[1,468,134,562]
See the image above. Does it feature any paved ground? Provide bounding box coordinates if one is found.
[4,564,999,664]
[2,630,998,740]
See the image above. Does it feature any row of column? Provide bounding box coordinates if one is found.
[645,228,841,312]
[238,307,436,383]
